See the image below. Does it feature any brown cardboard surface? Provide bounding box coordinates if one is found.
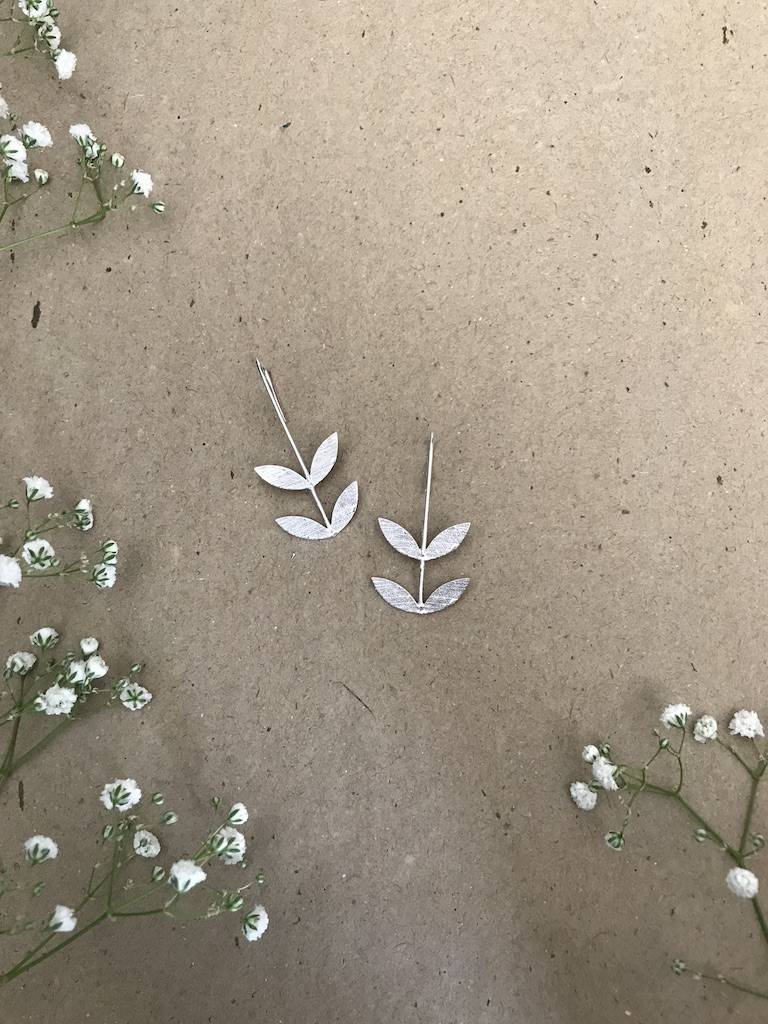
[3,2,768,1021]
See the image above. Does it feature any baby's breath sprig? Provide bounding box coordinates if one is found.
[0,789,267,988]
[569,703,768,1003]
[0,475,119,589]
[0,631,149,793]
[0,0,76,80]
[0,113,165,253]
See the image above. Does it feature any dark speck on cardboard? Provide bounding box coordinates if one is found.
[31,300,41,328]
[280,121,291,129]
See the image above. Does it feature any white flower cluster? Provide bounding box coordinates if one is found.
[0,630,153,724]
[568,743,619,812]
[570,704,768,813]
[0,475,117,589]
[15,0,77,80]
[17,790,267,971]
[107,788,267,941]
[688,707,765,743]
[0,119,51,186]
[66,125,161,210]
[68,122,102,162]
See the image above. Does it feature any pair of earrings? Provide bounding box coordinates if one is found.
[253,360,471,616]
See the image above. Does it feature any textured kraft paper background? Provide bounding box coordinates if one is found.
[3,2,768,1022]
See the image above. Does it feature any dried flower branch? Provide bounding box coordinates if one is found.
[569,703,768,1001]
[0,0,76,80]
[0,789,267,988]
[0,475,118,589]
[0,108,165,252]
[0,630,148,794]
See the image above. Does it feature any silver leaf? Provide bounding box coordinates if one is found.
[309,432,339,486]
[378,518,422,560]
[330,480,358,535]
[423,577,470,613]
[275,515,331,540]
[424,522,471,561]
[371,577,421,613]
[255,464,309,490]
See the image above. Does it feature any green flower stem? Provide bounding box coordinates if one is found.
[71,170,89,222]
[0,44,33,56]
[0,698,105,795]
[0,174,138,254]
[739,767,765,855]
[20,558,87,579]
[27,514,79,537]
[693,971,768,1000]
[0,912,110,984]
[624,774,768,952]
[0,720,72,796]
[717,737,757,776]
[0,813,231,988]
[672,728,686,792]
[0,177,9,226]
[0,676,24,780]
[623,777,736,856]
[0,208,108,254]
[5,864,113,977]
[0,852,144,986]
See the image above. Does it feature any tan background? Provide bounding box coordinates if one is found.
[3,1,768,1021]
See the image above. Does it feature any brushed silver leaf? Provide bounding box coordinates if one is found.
[255,464,309,490]
[423,577,470,613]
[378,518,422,559]
[330,480,358,534]
[371,577,421,613]
[275,515,331,540]
[424,522,471,561]
[309,432,339,486]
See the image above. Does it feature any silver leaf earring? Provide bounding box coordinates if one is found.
[372,434,470,614]
[254,359,359,540]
